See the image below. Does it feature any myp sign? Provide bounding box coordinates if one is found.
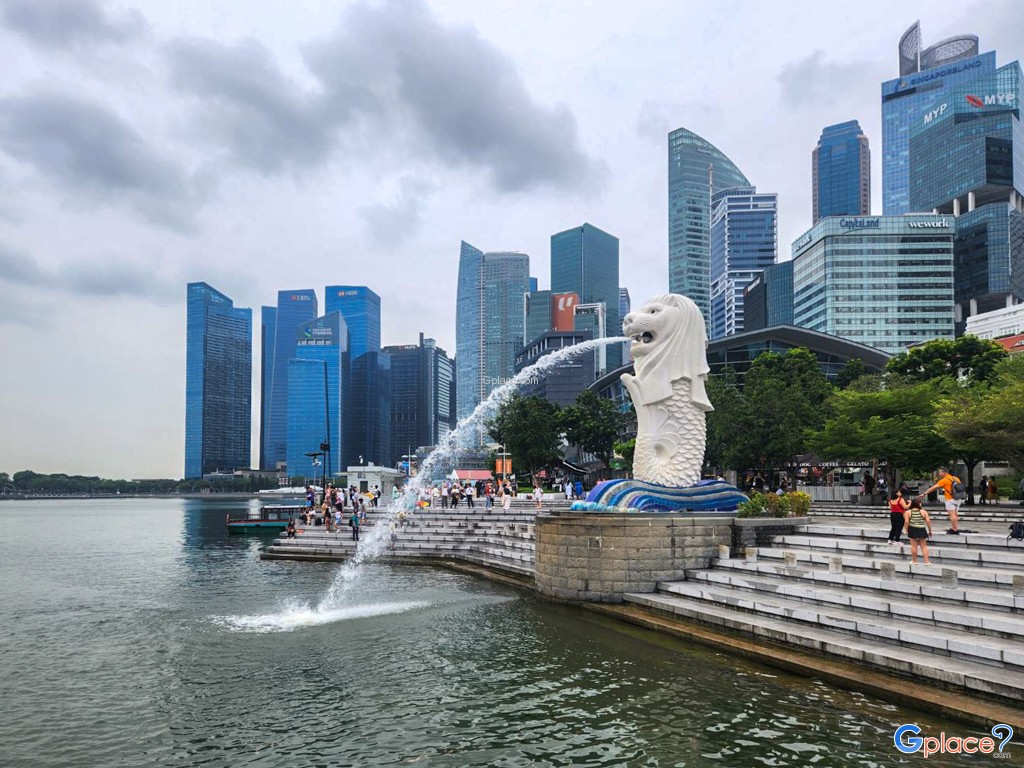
[839,218,881,230]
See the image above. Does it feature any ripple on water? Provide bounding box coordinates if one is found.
[211,599,432,633]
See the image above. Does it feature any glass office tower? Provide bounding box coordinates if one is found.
[324,285,389,466]
[550,223,621,369]
[258,305,276,471]
[185,282,252,479]
[908,60,1024,325]
[813,121,871,223]
[383,333,455,465]
[792,216,955,353]
[743,261,794,333]
[261,289,318,472]
[668,127,750,319]
[285,311,349,478]
[455,242,530,423]
[708,187,778,340]
[882,21,993,214]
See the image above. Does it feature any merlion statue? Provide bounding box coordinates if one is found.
[621,294,712,488]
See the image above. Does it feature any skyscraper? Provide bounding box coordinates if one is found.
[743,261,794,333]
[551,223,621,368]
[324,286,381,360]
[668,127,750,319]
[285,311,349,478]
[792,215,955,353]
[383,333,455,465]
[907,59,1024,326]
[813,121,871,223]
[455,243,530,423]
[185,282,252,479]
[882,21,993,215]
[708,187,778,340]
[324,285,389,465]
[261,289,318,471]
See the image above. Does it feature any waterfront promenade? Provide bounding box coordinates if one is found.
[264,498,1024,726]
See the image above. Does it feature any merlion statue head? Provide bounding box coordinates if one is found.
[621,293,712,411]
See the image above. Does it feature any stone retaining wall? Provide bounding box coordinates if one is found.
[535,514,733,602]
[732,517,810,553]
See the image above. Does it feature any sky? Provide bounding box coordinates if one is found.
[1,0,1022,480]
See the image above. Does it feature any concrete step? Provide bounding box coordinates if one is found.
[650,581,1024,670]
[800,524,1024,549]
[678,571,1024,635]
[623,591,1024,703]
[711,558,1024,612]
[810,507,1024,523]
[754,548,1023,588]
[770,535,1024,568]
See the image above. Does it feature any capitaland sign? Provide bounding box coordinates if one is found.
[907,219,951,229]
[839,218,881,229]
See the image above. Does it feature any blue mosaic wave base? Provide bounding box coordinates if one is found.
[571,479,747,514]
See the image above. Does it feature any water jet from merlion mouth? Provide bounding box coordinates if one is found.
[314,335,628,610]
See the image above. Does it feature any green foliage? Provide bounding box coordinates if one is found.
[834,358,868,389]
[706,349,831,472]
[1,470,278,494]
[736,491,808,518]
[807,379,951,486]
[559,389,628,471]
[613,438,636,473]
[885,335,1008,385]
[487,394,564,477]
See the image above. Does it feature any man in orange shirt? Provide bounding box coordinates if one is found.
[918,466,963,534]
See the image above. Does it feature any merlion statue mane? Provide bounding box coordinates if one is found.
[621,293,711,488]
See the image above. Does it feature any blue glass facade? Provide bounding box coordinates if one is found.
[743,261,794,333]
[813,121,870,223]
[258,305,276,471]
[792,216,955,353]
[708,187,778,339]
[286,311,349,478]
[524,289,553,345]
[668,127,750,318]
[907,61,1024,321]
[881,51,996,214]
[324,286,381,360]
[262,289,318,472]
[185,282,252,479]
[551,223,621,369]
[383,333,454,464]
[349,351,391,466]
[455,243,530,422]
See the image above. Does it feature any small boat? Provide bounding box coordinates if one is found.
[226,505,304,533]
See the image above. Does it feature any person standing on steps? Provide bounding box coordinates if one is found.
[888,489,909,545]
[532,481,543,510]
[903,498,933,565]
[349,510,360,542]
[979,475,989,505]
[501,483,513,511]
[917,466,963,534]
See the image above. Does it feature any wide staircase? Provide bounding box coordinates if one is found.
[261,499,568,579]
[810,499,1024,523]
[624,522,1024,706]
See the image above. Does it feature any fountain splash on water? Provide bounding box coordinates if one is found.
[314,335,628,609]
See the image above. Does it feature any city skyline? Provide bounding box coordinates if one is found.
[2,1,1023,478]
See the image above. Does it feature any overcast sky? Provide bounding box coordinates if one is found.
[1,0,1021,479]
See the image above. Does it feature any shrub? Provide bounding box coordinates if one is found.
[787,491,811,517]
[736,491,810,518]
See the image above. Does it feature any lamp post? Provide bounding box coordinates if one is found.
[304,451,324,505]
[496,444,510,483]
[401,452,416,479]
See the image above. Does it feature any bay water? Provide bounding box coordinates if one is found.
[0,498,986,767]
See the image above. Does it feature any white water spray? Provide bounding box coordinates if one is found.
[314,336,628,608]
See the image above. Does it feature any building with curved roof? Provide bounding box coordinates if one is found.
[668,127,750,320]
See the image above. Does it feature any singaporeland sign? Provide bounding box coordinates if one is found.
[908,219,951,229]
[839,218,880,230]
[965,92,1017,108]
[897,56,984,90]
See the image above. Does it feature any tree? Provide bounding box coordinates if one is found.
[933,382,990,504]
[559,389,627,476]
[613,438,635,474]
[834,358,867,389]
[885,336,1008,385]
[487,395,564,478]
[938,355,1024,474]
[705,367,746,471]
[807,379,952,490]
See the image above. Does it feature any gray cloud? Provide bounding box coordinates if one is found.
[0,242,46,285]
[360,176,437,247]
[0,0,146,48]
[164,0,603,192]
[0,92,198,229]
[166,37,336,174]
[636,99,723,141]
[778,50,885,108]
